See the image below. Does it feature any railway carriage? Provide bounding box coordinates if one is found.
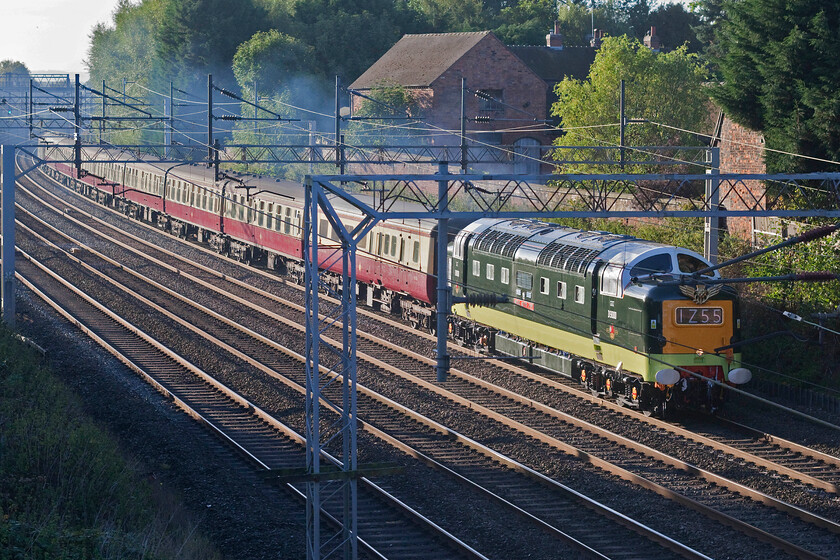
[37,144,751,414]
[40,145,444,329]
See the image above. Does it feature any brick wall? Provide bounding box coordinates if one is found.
[718,116,766,241]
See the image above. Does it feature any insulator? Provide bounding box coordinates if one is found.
[473,116,492,123]
[218,115,241,121]
[795,271,838,282]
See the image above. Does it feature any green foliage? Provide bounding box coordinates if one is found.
[744,230,840,313]
[712,0,840,173]
[156,0,268,83]
[0,328,221,560]
[494,0,556,45]
[345,81,425,147]
[550,35,711,171]
[0,60,29,86]
[233,30,313,91]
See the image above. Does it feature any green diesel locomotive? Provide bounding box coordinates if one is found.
[449,218,751,415]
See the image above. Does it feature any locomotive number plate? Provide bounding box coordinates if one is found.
[675,307,723,325]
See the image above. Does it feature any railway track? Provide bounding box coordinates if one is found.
[13,161,840,558]
[15,164,702,559]
[14,226,487,560]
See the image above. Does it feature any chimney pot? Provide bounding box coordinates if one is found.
[644,26,661,51]
[546,20,563,49]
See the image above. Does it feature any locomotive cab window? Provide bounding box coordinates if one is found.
[629,253,672,277]
[677,253,713,276]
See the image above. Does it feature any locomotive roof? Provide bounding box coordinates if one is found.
[468,218,717,280]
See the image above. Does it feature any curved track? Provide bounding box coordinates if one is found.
[12,161,840,559]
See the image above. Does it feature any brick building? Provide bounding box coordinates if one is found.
[349,30,594,174]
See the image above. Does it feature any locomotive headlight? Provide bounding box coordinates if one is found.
[655,368,680,386]
[727,368,752,384]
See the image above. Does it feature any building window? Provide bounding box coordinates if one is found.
[501,267,510,285]
[574,285,585,304]
[556,281,567,299]
[486,263,495,280]
[477,89,504,112]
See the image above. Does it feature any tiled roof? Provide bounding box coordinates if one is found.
[508,46,595,83]
[350,32,492,89]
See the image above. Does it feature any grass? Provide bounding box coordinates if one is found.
[0,326,223,560]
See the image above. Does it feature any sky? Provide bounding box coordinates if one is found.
[0,0,122,76]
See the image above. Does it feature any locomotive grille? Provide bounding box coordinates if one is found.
[474,230,529,257]
[538,242,601,273]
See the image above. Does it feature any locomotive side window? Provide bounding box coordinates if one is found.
[473,259,481,277]
[486,263,494,280]
[574,285,585,304]
[516,271,533,290]
[540,277,549,295]
[501,267,510,285]
[556,281,567,299]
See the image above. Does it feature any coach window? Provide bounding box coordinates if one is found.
[556,280,567,299]
[486,263,494,281]
[574,285,585,304]
[398,238,404,260]
[257,202,265,226]
[501,267,510,285]
[472,259,481,277]
[413,240,420,263]
[540,277,550,295]
[284,207,292,233]
[393,237,400,258]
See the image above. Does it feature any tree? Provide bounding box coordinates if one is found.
[712,0,840,173]
[647,3,702,52]
[344,81,424,147]
[493,0,555,45]
[156,0,267,84]
[233,30,313,90]
[550,35,711,171]
[0,60,30,84]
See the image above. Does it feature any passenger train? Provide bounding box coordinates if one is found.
[37,144,751,415]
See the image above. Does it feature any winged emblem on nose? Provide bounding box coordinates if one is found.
[679,284,721,304]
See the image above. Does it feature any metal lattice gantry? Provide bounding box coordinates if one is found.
[302,160,840,560]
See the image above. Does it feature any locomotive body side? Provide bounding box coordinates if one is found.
[450,218,748,414]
